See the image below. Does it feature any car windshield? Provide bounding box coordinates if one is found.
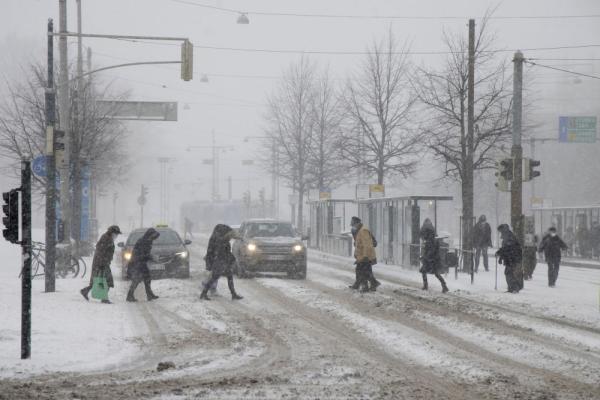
[246,223,294,238]
[126,230,182,246]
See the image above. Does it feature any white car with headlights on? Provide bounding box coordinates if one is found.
[232,219,308,279]
[118,226,192,279]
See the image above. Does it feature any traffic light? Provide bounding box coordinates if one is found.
[523,158,541,182]
[54,130,65,151]
[2,189,19,243]
[499,158,514,181]
[242,191,251,207]
[181,40,193,81]
[258,188,266,205]
[495,159,511,192]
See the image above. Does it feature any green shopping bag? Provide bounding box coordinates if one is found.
[91,273,109,301]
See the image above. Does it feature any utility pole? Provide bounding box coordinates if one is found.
[511,51,525,288]
[58,0,71,251]
[464,19,475,279]
[112,192,118,224]
[45,19,57,293]
[71,0,84,254]
[21,160,32,359]
[228,176,232,201]
[212,131,219,202]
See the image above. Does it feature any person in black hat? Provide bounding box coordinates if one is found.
[80,225,121,304]
[126,228,160,302]
[496,224,522,293]
[538,227,568,287]
[349,216,380,292]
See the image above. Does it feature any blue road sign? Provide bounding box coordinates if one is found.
[32,155,46,177]
[559,116,597,143]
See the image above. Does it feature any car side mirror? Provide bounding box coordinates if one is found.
[117,242,125,248]
[301,235,309,241]
[184,239,192,245]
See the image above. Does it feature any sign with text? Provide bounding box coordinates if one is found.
[97,101,178,121]
[559,116,596,143]
[369,184,385,198]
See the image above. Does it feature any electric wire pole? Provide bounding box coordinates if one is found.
[511,51,525,288]
[58,0,71,249]
[464,19,475,280]
[45,19,57,293]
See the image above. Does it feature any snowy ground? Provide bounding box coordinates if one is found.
[1,233,599,399]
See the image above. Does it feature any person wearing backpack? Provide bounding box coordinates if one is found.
[349,216,380,292]
[419,219,449,293]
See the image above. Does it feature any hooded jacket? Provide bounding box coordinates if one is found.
[129,228,160,278]
[205,224,236,275]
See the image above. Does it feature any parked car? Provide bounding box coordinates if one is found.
[232,219,307,279]
[118,226,191,279]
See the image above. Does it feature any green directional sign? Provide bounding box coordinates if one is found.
[559,116,597,143]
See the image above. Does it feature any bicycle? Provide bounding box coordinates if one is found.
[21,241,87,279]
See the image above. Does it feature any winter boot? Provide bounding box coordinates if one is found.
[227,278,243,300]
[348,282,359,290]
[126,293,137,302]
[441,283,449,293]
[101,299,112,304]
[369,279,381,292]
[80,287,90,301]
[147,294,159,301]
[200,289,211,301]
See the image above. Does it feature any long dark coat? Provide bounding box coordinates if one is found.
[538,234,567,262]
[473,221,492,248]
[204,224,236,276]
[497,230,522,266]
[419,224,441,274]
[90,231,115,287]
[129,228,159,280]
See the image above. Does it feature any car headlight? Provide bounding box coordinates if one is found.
[293,244,303,252]
[247,243,257,252]
[124,251,132,261]
[176,251,188,259]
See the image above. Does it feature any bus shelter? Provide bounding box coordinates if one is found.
[532,205,600,259]
[308,195,454,267]
[356,196,453,267]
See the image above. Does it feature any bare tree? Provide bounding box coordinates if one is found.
[342,31,421,185]
[412,17,512,268]
[305,67,346,191]
[0,63,129,203]
[264,56,316,231]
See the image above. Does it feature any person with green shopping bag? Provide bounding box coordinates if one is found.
[80,225,122,304]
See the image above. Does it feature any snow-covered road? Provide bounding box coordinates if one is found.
[1,238,599,399]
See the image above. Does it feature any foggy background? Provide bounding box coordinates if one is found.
[1,0,599,234]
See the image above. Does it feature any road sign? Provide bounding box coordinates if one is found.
[369,184,385,198]
[355,184,370,200]
[559,116,597,143]
[32,156,46,177]
[97,101,178,121]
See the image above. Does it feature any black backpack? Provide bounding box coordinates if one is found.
[370,232,378,248]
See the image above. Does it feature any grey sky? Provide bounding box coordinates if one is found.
[2,0,600,227]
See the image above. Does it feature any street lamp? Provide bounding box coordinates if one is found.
[237,13,250,24]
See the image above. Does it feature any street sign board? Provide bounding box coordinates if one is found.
[356,184,370,200]
[32,155,46,177]
[559,116,597,143]
[369,184,385,198]
[97,101,178,121]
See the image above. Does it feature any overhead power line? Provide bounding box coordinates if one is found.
[525,60,600,80]
[170,0,600,21]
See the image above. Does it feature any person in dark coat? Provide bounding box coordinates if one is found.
[496,224,522,293]
[590,222,600,259]
[538,227,568,287]
[200,224,243,301]
[420,219,448,293]
[80,225,121,303]
[126,228,160,302]
[473,215,492,272]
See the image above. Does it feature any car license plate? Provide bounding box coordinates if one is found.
[149,263,165,271]
[268,255,288,261]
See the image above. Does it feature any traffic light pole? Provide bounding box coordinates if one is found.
[511,51,525,288]
[45,19,57,293]
[21,160,32,359]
